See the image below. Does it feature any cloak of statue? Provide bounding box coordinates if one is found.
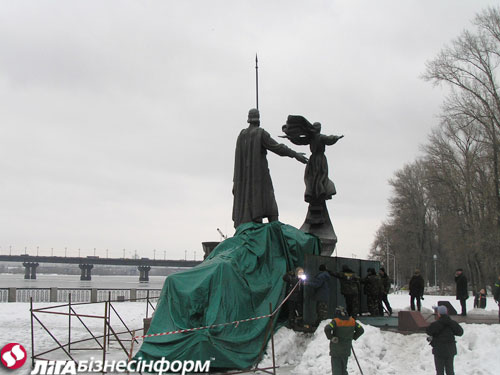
[232,126,297,228]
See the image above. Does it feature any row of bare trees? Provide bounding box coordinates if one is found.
[370,7,500,292]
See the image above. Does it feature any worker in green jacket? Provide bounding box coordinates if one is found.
[324,306,364,375]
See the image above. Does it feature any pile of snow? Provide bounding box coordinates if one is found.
[262,293,500,375]
[265,322,500,375]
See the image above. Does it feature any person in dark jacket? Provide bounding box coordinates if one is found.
[454,269,468,316]
[324,306,364,375]
[308,264,331,325]
[426,305,464,375]
[493,275,500,322]
[329,265,361,317]
[282,267,305,328]
[362,268,383,316]
[473,289,487,309]
[409,269,425,311]
[378,267,393,316]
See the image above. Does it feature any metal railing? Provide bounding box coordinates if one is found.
[1,287,162,303]
[58,288,92,303]
[0,288,8,302]
[17,288,50,302]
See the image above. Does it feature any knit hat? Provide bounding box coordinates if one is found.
[433,305,448,315]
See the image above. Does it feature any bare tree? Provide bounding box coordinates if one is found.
[423,6,500,228]
[373,8,500,290]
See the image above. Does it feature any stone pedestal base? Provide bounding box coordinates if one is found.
[300,201,337,256]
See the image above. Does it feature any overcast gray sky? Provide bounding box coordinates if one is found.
[1,0,497,260]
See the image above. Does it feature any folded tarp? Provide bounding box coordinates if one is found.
[134,221,320,370]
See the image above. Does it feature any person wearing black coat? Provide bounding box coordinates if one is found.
[378,267,393,316]
[409,269,425,311]
[426,305,464,375]
[308,264,331,325]
[282,268,305,328]
[329,265,361,317]
[362,268,383,316]
[454,269,468,316]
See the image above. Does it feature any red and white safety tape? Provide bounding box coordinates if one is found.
[134,277,302,340]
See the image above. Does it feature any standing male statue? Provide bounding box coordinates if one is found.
[232,108,308,228]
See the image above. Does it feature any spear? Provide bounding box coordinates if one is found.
[255,54,259,110]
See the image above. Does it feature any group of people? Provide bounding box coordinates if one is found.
[409,268,469,315]
[287,266,500,375]
[282,263,394,330]
[322,301,467,375]
[362,267,392,316]
[409,267,500,319]
[284,263,500,375]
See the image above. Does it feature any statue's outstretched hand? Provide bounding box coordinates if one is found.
[295,152,308,164]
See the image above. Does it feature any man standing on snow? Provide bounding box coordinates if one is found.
[409,269,425,312]
[324,306,364,375]
[362,268,383,316]
[282,267,305,328]
[426,305,463,375]
[329,264,361,317]
[308,264,331,325]
[454,268,468,316]
[378,267,393,316]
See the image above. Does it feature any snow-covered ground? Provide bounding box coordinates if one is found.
[1,293,499,374]
[262,294,500,375]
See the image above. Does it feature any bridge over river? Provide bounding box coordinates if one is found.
[0,255,202,281]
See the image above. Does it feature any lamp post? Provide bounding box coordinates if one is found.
[433,254,438,287]
[386,244,390,277]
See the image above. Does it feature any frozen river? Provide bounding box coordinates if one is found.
[0,273,167,289]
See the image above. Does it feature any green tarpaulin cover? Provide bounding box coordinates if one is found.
[134,221,320,369]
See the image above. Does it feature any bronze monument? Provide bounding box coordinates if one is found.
[232,109,308,228]
[282,115,343,255]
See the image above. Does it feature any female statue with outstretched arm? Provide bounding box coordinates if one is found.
[282,115,343,204]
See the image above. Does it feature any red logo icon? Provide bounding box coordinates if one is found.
[1,343,27,369]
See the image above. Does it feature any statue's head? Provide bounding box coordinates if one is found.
[247,108,260,125]
[312,122,321,133]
